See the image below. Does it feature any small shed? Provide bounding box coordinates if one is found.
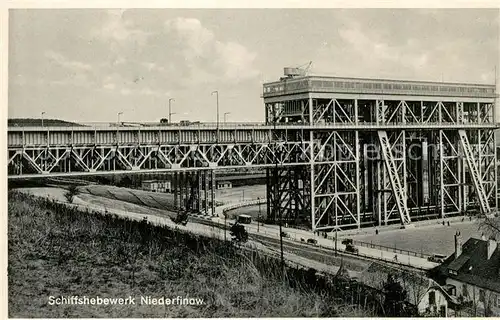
[216,181,232,190]
[141,180,172,193]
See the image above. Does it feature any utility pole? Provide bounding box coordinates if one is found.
[168,98,175,124]
[117,112,123,125]
[257,196,261,232]
[211,91,219,134]
[273,105,285,271]
[224,112,230,123]
[41,111,45,127]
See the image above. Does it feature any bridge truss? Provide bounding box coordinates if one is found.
[7,76,498,231]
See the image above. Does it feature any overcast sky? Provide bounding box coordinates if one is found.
[8,8,500,123]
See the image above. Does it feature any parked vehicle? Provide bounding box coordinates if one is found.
[341,238,353,245]
[236,214,252,224]
[171,211,189,226]
[306,238,318,245]
[427,254,447,263]
[345,244,359,254]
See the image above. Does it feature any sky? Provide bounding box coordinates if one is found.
[8,8,500,123]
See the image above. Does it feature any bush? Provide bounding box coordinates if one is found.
[64,185,79,203]
[230,223,249,243]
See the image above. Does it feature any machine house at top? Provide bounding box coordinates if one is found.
[263,68,497,231]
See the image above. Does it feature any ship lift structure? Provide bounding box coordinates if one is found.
[7,68,499,231]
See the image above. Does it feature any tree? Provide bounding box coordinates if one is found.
[230,222,248,244]
[64,185,79,203]
[382,274,412,316]
[479,215,500,239]
[160,118,168,124]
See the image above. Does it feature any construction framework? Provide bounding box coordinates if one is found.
[7,72,498,231]
[264,72,497,230]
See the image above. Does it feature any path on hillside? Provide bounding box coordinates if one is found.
[16,187,364,276]
[17,186,438,272]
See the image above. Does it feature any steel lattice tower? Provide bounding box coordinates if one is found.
[264,69,497,231]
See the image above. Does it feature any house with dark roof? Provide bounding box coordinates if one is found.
[359,261,457,316]
[432,231,500,316]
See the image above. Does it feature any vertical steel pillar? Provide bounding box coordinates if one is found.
[211,169,216,215]
[355,130,361,228]
[439,130,445,218]
[173,172,178,210]
[204,170,209,215]
[495,133,498,211]
[376,156,383,226]
[308,95,316,230]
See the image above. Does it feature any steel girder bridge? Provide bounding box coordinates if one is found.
[7,73,498,231]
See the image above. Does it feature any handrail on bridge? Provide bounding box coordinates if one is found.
[7,121,500,131]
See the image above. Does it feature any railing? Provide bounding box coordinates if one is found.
[8,121,499,131]
[351,239,432,259]
[263,76,496,98]
[324,243,430,272]
[201,215,432,271]
[221,198,267,214]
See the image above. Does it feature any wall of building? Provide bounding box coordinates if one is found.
[446,278,500,316]
[142,181,172,193]
[217,182,232,190]
[417,288,449,316]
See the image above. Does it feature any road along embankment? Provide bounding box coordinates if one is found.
[15,187,366,277]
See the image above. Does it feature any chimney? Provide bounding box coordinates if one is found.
[454,230,462,259]
[487,237,497,260]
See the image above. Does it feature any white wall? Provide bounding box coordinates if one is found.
[417,288,448,316]
[446,278,500,316]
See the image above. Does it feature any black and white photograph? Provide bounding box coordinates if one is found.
[4,3,500,318]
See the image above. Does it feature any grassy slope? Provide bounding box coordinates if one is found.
[8,192,378,318]
[8,118,83,127]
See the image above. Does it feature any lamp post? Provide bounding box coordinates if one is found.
[224,112,230,123]
[211,91,219,131]
[168,98,175,124]
[117,111,123,125]
[41,111,45,127]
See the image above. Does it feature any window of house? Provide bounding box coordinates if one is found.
[429,291,436,305]
[462,284,469,298]
[496,295,500,307]
[479,289,485,303]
